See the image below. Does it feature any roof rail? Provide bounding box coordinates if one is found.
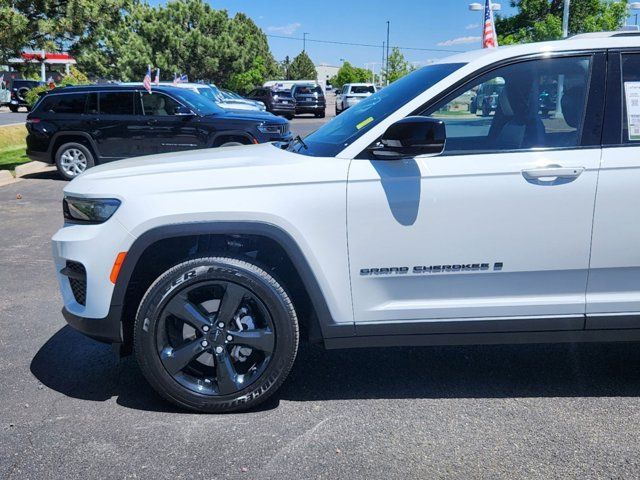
[570,29,640,40]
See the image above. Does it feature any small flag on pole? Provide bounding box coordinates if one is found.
[143,66,152,93]
[180,74,188,83]
[482,0,498,49]
[154,68,160,85]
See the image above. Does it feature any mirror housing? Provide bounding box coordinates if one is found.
[369,116,446,160]
[175,105,195,116]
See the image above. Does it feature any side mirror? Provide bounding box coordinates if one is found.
[175,105,195,116]
[369,116,446,160]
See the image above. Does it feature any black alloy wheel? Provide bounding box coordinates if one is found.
[135,256,299,412]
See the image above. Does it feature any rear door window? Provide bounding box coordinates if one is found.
[99,92,134,115]
[622,53,640,143]
[38,93,88,114]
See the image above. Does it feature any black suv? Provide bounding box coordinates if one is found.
[246,88,295,119]
[26,85,292,179]
[6,79,43,112]
[291,84,325,118]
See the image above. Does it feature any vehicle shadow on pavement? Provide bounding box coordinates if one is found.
[31,326,640,412]
[21,170,64,181]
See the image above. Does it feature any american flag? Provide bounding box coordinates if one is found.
[154,68,160,85]
[143,66,152,93]
[482,0,498,49]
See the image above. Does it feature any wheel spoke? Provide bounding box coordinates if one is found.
[164,293,212,330]
[216,283,244,325]
[161,338,205,375]
[230,329,274,354]
[215,349,240,394]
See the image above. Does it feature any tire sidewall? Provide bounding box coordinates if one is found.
[135,258,297,412]
[55,142,95,180]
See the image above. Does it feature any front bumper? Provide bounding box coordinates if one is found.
[62,306,123,343]
[52,217,136,343]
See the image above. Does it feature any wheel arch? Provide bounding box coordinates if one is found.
[50,131,100,164]
[111,222,351,354]
[210,130,256,147]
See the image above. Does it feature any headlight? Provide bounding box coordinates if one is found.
[63,196,121,224]
[257,124,282,134]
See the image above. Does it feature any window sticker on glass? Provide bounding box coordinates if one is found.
[356,116,374,130]
[625,82,640,141]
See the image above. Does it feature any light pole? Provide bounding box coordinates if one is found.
[385,21,390,86]
[630,2,640,25]
[302,32,309,52]
[561,0,570,38]
[365,62,382,85]
[468,2,501,12]
[469,2,500,48]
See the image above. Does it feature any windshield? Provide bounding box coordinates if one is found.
[174,88,224,115]
[198,86,224,103]
[290,62,465,157]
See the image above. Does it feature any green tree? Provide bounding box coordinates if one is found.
[227,56,267,93]
[496,0,628,44]
[25,66,90,107]
[329,61,371,89]
[0,0,129,65]
[383,47,414,84]
[287,51,317,80]
[74,0,279,87]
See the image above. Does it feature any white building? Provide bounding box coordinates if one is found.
[315,64,339,90]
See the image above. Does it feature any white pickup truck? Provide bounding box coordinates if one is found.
[53,32,640,412]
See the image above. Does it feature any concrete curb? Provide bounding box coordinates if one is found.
[14,161,49,178]
[0,170,17,187]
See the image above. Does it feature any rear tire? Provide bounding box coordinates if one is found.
[55,142,95,180]
[134,256,299,413]
[9,105,18,113]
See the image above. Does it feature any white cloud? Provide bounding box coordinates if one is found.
[437,36,481,46]
[465,23,480,30]
[267,23,302,35]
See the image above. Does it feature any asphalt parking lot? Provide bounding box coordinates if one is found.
[3,102,640,479]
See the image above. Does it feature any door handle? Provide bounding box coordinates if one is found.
[522,165,585,181]
[146,119,158,126]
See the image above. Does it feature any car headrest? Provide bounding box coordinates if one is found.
[561,86,584,129]
[498,89,513,116]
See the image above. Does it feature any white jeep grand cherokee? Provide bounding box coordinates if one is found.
[53,33,640,412]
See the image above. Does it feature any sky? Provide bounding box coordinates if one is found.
[154,0,519,70]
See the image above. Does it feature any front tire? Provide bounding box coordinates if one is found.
[9,105,18,113]
[55,142,95,180]
[134,256,299,413]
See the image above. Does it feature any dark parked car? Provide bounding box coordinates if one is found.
[26,84,292,180]
[291,84,325,118]
[246,88,295,119]
[4,79,43,112]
